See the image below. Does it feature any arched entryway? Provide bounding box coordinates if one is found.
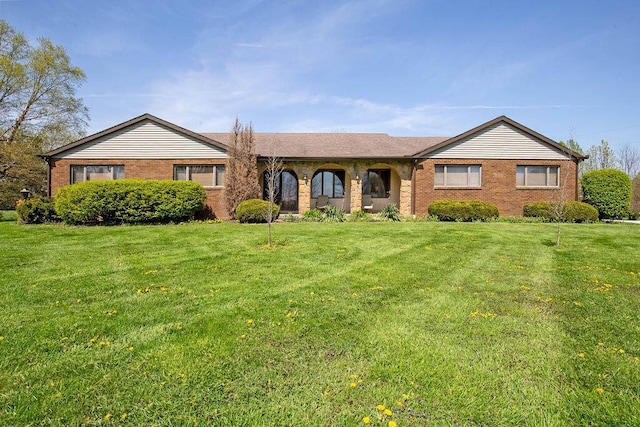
[263,170,299,213]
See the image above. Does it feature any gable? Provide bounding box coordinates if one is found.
[428,122,571,160]
[52,119,227,160]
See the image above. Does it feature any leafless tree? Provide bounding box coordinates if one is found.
[224,118,260,218]
[617,143,640,178]
[264,147,283,247]
[583,140,617,173]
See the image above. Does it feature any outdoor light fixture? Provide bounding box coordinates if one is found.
[303,173,308,183]
[20,188,31,200]
[355,173,360,182]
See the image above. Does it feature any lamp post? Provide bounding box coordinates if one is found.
[20,188,31,200]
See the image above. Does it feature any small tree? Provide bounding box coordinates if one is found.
[631,174,640,216]
[617,143,640,179]
[224,118,259,218]
[551,163,571,247]
[263,149,283,247]
[582,169,632,219]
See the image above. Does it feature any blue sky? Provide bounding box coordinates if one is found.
[3,0,640,150]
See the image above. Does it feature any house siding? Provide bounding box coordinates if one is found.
[414,158,579,217]
[56,121,227,159]
[49,158,229,219]
[429,123,570,160]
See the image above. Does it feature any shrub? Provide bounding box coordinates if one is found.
[376,203,401,221]
[349,210,371,222]
[16,197,57,224]
[562,201,599,222]
[428,200,499,222]
[55,180,206,225]
[523,201,553,219]
[632,174,640,216]
[322,205,346,222]
[523,201,599,222]
[582,169,632,219]
[235,199,280,223]
[302,209,323,222]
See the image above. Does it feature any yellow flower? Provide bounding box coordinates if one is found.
[578,353,585,358]
[619,349,625,354]
[384,408,393,416]
[362,416,371,424]
[121,413,127,421]
[389,421,397,427]
[246,319,253,325]
[349,382,357,388]
[104,413,112,420]
[594,388,604,394]
[597,342,604,347]
[376,404,386,411]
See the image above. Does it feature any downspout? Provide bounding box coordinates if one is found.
[411,159,417,216]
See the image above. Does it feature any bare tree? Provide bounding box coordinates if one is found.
[551,164,571,247]
[263,147,283,247]
[224,118,259,218]
[617,143,640,178]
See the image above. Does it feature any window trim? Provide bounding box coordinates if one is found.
[516,165,560,188]
[174,165,225,188]
[70,165,125,184]
[434,164,482,188]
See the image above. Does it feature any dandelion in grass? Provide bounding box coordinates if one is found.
[350,382,357,388]
[619,349,625,354]
[247,319,253,325]
[377,404,386,411]
[384,408,393,416]
[578,353,585,358]
[104,413,112,420]
[594,388,604,394]
[389,421,397,427]
[121,413,127,421]
[363,416,371,424]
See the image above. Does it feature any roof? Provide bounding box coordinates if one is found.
[202,132,447,159]
[413,115,587,160]
[41,113,228,157]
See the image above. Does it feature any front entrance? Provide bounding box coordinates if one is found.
[263,170,299,213]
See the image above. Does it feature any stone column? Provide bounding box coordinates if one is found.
[399,178,412,216]
[351,179,362,212]
[298,170,311,213]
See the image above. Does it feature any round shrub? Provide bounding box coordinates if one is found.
[582,169,632,219]
[16,197,57,224]
[428,199,499,222]
[55,180,206,225]
[562,201,599,222]
[236,199,280,223]
[523,201,553,219]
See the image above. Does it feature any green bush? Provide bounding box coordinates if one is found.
[523,201,599,222]
[55,180,206,225]
[321,205,346,222]
[632,174,640,216]
[377,203,401,221]
[582,169,632,219]
[523,201,553,219]
[562,201,599,222]
[428,200,499,222]
[236,199,280,223]
[349,210,371,222]
[302,209,323,222]
[16,197,57,224]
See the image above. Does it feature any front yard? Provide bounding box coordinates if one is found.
[0,221,639,425]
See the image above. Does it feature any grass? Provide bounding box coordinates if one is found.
[0,220,639,426]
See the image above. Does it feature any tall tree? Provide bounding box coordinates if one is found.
[583,140,617,173]
[0,19,88,207]
[616,143,640,178]
[224,118,259,218]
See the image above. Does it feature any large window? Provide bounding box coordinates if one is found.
[434,165,481,188]
[71,165,124,183]
[311,170,345,198]
[516,165,559,187]
[174,165,225,187]
[362,169,390,198]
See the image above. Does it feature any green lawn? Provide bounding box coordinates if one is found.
[1,221,639,426]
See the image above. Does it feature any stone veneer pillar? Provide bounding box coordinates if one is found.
[399,178,412,216]
[350,179,362,212]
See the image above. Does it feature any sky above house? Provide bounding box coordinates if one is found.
[3,0,639,151]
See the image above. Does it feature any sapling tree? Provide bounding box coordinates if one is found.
[263,147,283,247]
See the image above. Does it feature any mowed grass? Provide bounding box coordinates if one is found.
[0,220,639,426]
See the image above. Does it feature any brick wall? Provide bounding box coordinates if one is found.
[49,158,229,219]
[414,158,579,217]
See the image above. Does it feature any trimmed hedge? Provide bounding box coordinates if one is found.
[16,197,57,224]
[236,199,280,223]
[523,201,598,222]
[55,180,206,225]
[582,169,632,219]
[428,199,499,221]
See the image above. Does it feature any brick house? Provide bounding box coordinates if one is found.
[41,114,585,219]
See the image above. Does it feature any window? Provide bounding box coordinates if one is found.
[174,165,225,187]
[71,165,124,183]
[311,170,345,198]
[362,169,391,198]
[516,166,559,187]
[434,165,481,187]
